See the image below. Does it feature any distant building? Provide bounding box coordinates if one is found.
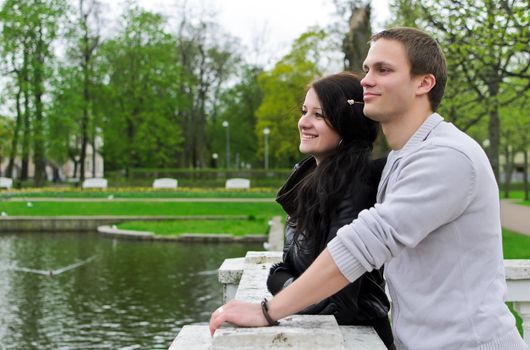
[500,147,529,183]
[0,135,104,182]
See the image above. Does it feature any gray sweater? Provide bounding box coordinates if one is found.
[328,114,527,349]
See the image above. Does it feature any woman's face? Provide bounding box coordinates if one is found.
[298,88,341,164]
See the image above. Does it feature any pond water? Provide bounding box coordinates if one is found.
[0,232,261,350]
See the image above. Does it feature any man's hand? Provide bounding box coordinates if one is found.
[209,299,269,336]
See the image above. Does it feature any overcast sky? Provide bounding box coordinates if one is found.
[109,0,391,65]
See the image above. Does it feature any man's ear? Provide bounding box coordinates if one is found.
[416,74,436,96]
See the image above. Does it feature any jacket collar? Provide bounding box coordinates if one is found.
[276,157,316,215]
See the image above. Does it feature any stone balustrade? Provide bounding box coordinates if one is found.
[170,252,530,349]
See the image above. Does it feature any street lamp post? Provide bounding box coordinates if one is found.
[222,121,230,169]
[211,153,218,168]
[263,127,270,170]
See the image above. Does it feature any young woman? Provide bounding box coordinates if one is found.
[266,72,394,348]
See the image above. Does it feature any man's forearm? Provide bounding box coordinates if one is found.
[267,248,358,321]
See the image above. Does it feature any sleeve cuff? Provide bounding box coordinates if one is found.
[328,237,366,283]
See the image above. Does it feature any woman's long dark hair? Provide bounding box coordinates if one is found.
[291,72,379,251]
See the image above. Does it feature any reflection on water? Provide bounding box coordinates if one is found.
[0,232,261,350]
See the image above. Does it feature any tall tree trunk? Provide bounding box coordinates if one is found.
[342,4,372,74]
[502,144,512,199]
[485,72,501,182]
[488,106,500,182]
[32,27,46,187]
[6,84,23,178]
[72,156,79,179]
[79,72,89,182]
[92,137,96,177]
[79,0,94,182]
[523,143,529,201]
[20,57,31,181]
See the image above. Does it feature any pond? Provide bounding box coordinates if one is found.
[0,232,261,350]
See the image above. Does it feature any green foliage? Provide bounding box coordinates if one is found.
[97,7,184,170]
[47,66,84,165]
[390,0,530,181]
[209,65,264,168]
[0,115,14,165]
[0,0,67,185]
[0,3,370,177]
[255,29,329,167]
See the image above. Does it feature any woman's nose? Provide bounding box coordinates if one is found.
[298,114,311,130]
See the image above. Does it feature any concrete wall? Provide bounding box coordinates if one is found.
[0,215,247,232]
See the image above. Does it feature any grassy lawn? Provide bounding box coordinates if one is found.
[0,201,283,217]
[504,190,530,207]
[118,217,270,236]
[503,228,530,337]
[503,228,530,259]
[0,187,277,198]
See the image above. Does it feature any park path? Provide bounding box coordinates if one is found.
[500,199,530,236]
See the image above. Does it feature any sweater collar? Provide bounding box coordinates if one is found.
[392,113,444,156]
[378,114,444,200]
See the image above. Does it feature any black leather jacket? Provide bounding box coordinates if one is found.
[267,156,390,325]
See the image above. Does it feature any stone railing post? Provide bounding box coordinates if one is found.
[505,259,530,346]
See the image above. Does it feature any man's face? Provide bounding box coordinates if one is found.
[361,38,422,123]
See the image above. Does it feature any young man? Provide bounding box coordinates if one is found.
[209,28,527,349]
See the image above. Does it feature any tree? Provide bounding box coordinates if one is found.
[97,5,184,172]
[0,1,35,180]
[255,29,332,167]
[0,0,66,186]
[340,0,372,74]
[47,66,84,178]
[173,2,242,168]
[335,0,390,158]
[0,115,14,176]
[391,0,530,181]
[499,87,529,199]
[69,0,102,181]
[209,65,263,168]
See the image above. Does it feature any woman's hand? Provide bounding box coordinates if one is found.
[209,249,351,336]
[209,299,269,336]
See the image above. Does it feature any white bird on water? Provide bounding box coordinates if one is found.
[1,255,97,276]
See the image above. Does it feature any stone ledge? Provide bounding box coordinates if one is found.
[170,322,386,350]
[169,324,211,350]
[97,225,154,239]
[213,315,343,350]
[244,251,283,264]
[218,258,246,284]
[505,259,530,280]
[0,215,247,232]
[265,216,283,251]
[97,225,267,243]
